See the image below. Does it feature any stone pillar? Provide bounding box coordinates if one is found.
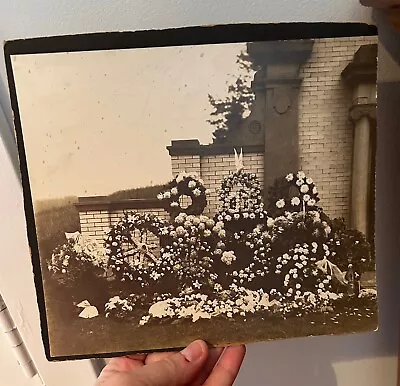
[342,44,377,237]
[247,40,314,195]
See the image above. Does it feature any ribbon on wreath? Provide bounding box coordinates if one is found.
[234,148,244,173]
[316,257,348,286]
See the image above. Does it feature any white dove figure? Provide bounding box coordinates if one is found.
[234,148,244,172]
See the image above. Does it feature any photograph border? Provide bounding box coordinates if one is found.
[4,22,378,361]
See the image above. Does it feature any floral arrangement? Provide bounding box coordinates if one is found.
[48,232,108,285]
[105,212,171,284]
[105,211,228,296]
[267,171,320,217]
[106,282,345,324]
[218,170,265,216]
[328,217,372,276]
[46,148,374,325]
[160,212,227,291]
[105,293,148,318]
[157,172,208,217]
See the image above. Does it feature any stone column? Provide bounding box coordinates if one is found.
[342,44,377,237]
[350,109,375,235]
[247,40,314,195]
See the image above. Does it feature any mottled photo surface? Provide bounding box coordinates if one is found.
[9,33,378,359]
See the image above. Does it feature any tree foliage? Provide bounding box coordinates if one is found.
[208,50,259,142]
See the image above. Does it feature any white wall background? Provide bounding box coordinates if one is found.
[0,1,399,386]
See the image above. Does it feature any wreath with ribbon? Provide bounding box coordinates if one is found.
[217,149,265,229]
[157,172,207,216]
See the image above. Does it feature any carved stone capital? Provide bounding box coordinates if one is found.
[349,103,377,123]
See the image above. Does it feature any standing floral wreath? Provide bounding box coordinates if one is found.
[217,149,266,232]
[157,172,208,217]
[105,212,172,282]
[267,171,320,217]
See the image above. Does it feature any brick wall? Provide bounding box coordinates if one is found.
[170,152,263,217]
[78,203,169,243]
[169,37,377,223]
[298,36,377,222]
[77,38,377,238]
[171,155,201,177]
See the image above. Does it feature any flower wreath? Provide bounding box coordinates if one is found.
[105,212,172,281]
[217,169,265,221]
[157,172,207,216]
[267,171,320,216]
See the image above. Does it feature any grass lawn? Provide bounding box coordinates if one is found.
[46,295,377,358]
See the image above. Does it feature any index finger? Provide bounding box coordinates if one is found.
[204,345,246,386]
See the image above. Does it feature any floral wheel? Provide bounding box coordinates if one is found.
[267,171,320,217]
[105,212,172,281]
[157,172,208,216]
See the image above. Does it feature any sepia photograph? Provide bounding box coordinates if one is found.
[8,32,378,359]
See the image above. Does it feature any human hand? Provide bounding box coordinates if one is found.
[95,340,246,386]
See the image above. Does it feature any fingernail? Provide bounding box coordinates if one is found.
[180,340,204,362]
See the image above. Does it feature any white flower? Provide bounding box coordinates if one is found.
[164,191,171,199]
[170,201,179,207]
[170,187,178,195]
[297,171,306,179]
[267,218,275,227]
[276,199,285,209]
[221,251,237,265]
[291,197,301,206]
[176,226,186,236]
[188,180,196,189]
[303,194,310,202]
[306,177,313,184]
[286,173,294,181]
[212,283,222,292]
[300,184,309,193]
[150,272,161,280]
[218,230,226,238]
[193,188,201,197]
[157,193,164,200]
[313,186,318,194]
[249,213,256,219]
[61,269,66,274]
[308,199,316,206]
[176,172,186,183]
[193,281,202,289]
[204,229,212,237]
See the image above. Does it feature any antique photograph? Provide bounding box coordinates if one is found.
[8,33,378,359]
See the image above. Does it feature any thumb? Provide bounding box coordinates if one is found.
[134,340,209,386]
